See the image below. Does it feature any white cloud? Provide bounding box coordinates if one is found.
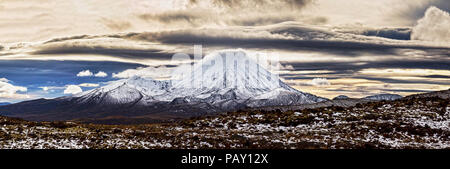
[286,78,332,87]
[77,70,94,77]
[41,83,97,94]
[112,66,172,79]
[94,71,108,77]
[0,78,29,99]
[39,86,65,92]
[78,83,99,87]
[77,70,108,77]
[411,6,450,42]
[64,85,83,95]
[308,78,331,86]
[41,87,49,91]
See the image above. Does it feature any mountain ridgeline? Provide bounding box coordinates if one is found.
[0,50,404,124]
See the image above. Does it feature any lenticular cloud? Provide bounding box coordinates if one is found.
[411,6,450,42]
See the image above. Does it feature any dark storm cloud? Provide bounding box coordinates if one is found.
[381,89,433,93]
[44,35,98,44]
[33,46,176,60]
[325,88,432,94]
[34,24,450,59]
[282,75,450,85]
[355,76,449,85]
[287,60,450,73]
[124,30,450,56]
[281,59,450,86]
[422,75,450,79]
[361,28,411,40]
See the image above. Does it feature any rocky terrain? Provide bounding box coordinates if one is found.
[1,90,448,149]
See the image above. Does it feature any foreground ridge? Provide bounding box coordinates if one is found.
[1,90,448,149]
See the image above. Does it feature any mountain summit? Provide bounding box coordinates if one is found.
[0,50,326,124]
[73,50,326,106]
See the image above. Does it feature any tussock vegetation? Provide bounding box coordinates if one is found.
[0,97,449,149]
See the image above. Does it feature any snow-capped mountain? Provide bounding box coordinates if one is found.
[363,94,403,101]
[70,50,326,107]
[0,50,327,123]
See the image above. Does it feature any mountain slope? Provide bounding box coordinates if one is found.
[72,77,171,105]
[0,50,326,123]
[71,50,326,106]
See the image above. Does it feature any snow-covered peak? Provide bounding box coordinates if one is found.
[123,76,171,96]
[169,49,291,99]
[71,49,326,106]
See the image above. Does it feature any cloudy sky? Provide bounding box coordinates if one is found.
[0,0,449,102]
